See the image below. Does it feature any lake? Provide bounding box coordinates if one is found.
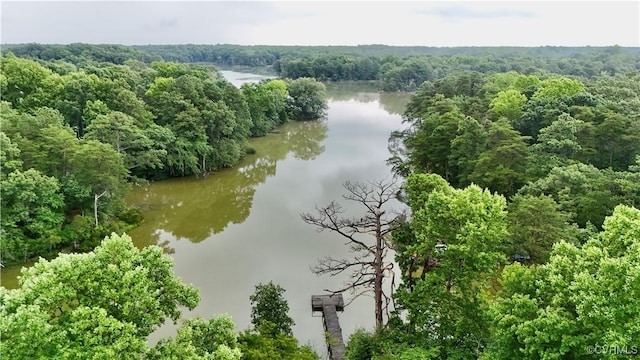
[5,70,412,357]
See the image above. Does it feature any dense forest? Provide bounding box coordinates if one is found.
[0,51,327,266]
[345,68,640,359]
[4,43,639,91]
[1,43,639,359]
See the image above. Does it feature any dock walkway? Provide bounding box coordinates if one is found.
[311,294,345,360]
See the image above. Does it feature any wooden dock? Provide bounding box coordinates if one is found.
[311,294,345,360]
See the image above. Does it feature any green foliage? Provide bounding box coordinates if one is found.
[395,174,508,359]
[3,44,639,359]
[249,282,294,337]
[242,79,289,136]
[70,139,130,210]
[489,88,527,121]
[506,194,577,263]
[145,71,253,176]
[380,57,434,91]
[0,169,65,263]
[238,330,318,360]
[285,77,328,120]
[344,321,439,359]
[84,111,169,174]
[481,71,540,102]
[1,54,294,262]
[590,110,640,171]
[526,113,584,178]
[517,96,570,139]
[393,69,639,208]
[118,207,145,225]
[470,118,530,196]
[404,104,463,182]
[149,315,242,360]
[485,205,640,359]
[448,115,487,187]
[518,163,640,229]
[0,53,54,109]
[0,131,22,177]
[398,94,487,187]
[345,329,375,360]
[0,233,200,358]
[532,77,585,100]
[237,282,318,359]
[5,44,639,92]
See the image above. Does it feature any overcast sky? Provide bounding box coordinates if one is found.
[1,1,638,47]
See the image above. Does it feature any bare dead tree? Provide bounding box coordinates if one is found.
[301,179,401,328]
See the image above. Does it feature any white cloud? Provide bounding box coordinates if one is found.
[1,1,638,46]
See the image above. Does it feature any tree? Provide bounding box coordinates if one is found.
[531,77,585,100]
[242,79,289,137]
[518,163,640,229]
[0,53,54,108]
[506,194,577,264]
[301,180,400,328]
[471,118,531,196]
[448,115,487,187]
[489,88,527,122]
[481,71,540,102]
[148,315,242,360]
[0,131,22,178]
[0,233,200,358]
[249,282,295,337]
[526,113,584,179]
[395,173,508,359]
[55,71,103,136]
[592,111,640,171]
[0,168,65,264]
[286,77,328,120]
[404,107,463,183]
[70,140,129,225]
[484,205,640,359]
[238,282,318,360]
[0,104,78,180]
[238,331,318,360]
[83,111,169,174]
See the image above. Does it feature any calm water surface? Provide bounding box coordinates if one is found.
[5,71,411,357]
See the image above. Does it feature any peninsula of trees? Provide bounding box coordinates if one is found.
[1,50,327,266]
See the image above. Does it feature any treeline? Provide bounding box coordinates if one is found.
[275,49,639,91]
[1,43,161,65]
[132,44,639,68]
[5,43,639,92]
[0,52,327,265]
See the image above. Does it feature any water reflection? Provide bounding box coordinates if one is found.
[325,81,410,116]
[379,92,412,115]
[127,120,328,245]
[325,81,379,101]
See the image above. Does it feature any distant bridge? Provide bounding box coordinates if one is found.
[311,294,345,360]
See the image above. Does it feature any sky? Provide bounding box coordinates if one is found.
[1,1,638,47]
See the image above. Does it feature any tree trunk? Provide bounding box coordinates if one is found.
[374,207,384,328]
[94,190,108,227]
